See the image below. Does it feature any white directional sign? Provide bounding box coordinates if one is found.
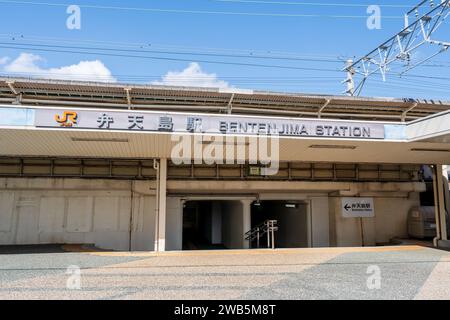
[341,198,375,218]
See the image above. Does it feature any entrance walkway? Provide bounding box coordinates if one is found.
[0,245,449,300]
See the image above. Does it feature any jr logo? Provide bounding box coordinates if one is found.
[55,111,78,127]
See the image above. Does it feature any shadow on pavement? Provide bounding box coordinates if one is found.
[0,244,107,255]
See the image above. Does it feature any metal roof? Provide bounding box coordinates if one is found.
[1,76,450,122]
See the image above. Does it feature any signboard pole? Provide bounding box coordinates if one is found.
[360,217,365,247]
[341,197,375,219]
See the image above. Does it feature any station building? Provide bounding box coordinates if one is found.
[0,77,449,251]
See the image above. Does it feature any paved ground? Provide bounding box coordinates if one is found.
[0,245,449,300]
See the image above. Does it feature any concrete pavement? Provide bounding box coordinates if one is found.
[0,245,449,300]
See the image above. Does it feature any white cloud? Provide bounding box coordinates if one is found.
[0,57,9,65]
[152,62,229,88]
[3,53,116,83]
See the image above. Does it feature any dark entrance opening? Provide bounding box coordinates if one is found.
[183,201,224,250]
[251,200,309,248]
[182,200,244,250]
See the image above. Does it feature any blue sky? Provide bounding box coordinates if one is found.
[0,0,449,100]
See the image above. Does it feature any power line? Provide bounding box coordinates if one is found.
[0,40,342,63]
[403,74,450,81]
[3,68,449,94]
[359,82,450,95]
[0,70,341,81]
[213,0,414,8]
[0,33,346,60]
[0,3,447,98]
[0,0,404,19]
[4,36,448,78]
[2,71,449,97]
[0,44,342,72]
[0,34,346,61]
[1,44,448,96]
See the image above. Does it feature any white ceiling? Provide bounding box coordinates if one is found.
[1,127,450,164]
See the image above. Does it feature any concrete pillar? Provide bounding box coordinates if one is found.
[433,165,448,247]
[432,167,440,248]
[156,158,168,252]
[440,165,448,241]
[241,200,252,249]
[211,202,222,245]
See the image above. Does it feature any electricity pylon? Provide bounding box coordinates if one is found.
[343,0,450,96]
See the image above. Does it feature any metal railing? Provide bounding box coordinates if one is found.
[245,220,278,249]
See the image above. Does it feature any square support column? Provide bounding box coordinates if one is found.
[440,165,448,241]
[156,158,168,252]
[433,165,448,247]
[241,200,252,249]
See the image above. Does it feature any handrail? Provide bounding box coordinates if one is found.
[245,220,278,249]
[245,221,268,238]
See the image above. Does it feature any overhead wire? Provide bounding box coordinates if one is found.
[0,44,343,72]
[0,40,343,63]
[0,0,404,19]
[211,0,421,8]
[0,34,347,60]
[0,2,448,97]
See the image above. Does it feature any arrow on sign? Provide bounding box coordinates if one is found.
[344,204,351,211]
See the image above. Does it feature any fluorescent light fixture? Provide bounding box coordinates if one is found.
[285,204,297,209]
[71,138,129,143]
[199,140,249,146]
[411,148,450,153]
[309,145,357,150]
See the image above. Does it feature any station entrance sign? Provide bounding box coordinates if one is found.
[34,108,386,140]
